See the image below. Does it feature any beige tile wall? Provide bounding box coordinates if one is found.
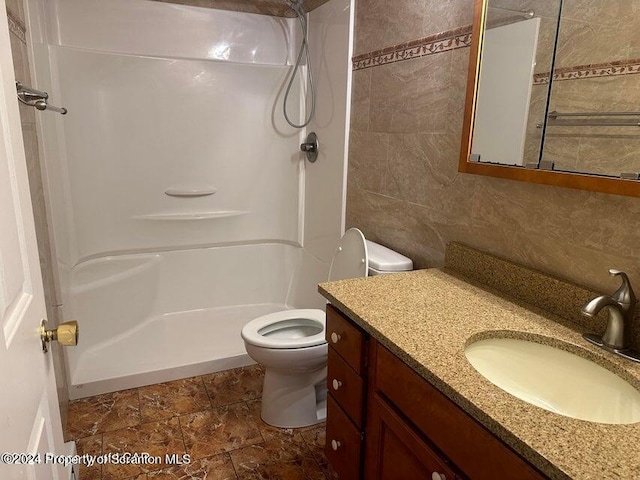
[6,2,69,430]
[346,0,640,301]
[354,0,471,56]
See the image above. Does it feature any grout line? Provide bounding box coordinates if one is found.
[175,413,189,469]
[175,413,190,472]
[218,451,240,480]
[246,400,266,445]
[200,375,215,409]
[135,387,143,428]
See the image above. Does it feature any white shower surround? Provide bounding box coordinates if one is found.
[26,0,352,399]
[66,244,328,398]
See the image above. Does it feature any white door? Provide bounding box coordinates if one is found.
[0,3,68,480]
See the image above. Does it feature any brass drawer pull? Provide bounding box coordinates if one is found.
[332,379,343,390]
[331,440,341,451]
[331,332,341,343]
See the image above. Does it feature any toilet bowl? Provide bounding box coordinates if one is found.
[241,228,412,428]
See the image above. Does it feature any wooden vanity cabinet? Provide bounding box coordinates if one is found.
[325,304,548,480]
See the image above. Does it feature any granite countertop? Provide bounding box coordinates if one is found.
[319,268,640,480]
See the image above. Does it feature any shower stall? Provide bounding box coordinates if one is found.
[25,0,353,399]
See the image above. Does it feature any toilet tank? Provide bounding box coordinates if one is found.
[366,240,413,276]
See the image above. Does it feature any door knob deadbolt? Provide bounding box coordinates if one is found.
[40,319,79,353]
[300,132,319,163]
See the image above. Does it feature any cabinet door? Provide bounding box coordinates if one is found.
[374,342,546,480]
[366,394,458,480]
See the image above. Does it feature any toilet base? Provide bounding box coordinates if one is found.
[260,366,327,428]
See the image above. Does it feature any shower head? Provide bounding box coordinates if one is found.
[285,0,306,18]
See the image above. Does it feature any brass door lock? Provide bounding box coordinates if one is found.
[40,319,79,353]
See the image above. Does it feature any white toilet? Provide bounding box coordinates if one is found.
[241,228,413,428]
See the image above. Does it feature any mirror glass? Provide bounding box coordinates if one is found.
[541,1,640,178]
[471,0,561,167]
[471,1,640,180]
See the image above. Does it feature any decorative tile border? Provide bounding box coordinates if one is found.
[6,8,26,43]
[534,58,640,84]
[352,25,472,71]
[351,23,640,82]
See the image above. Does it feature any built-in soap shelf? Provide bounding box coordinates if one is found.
[164,185,217,197]
[138,185,245,219]
[133,211,248,221]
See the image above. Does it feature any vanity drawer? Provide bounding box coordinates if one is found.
[374,342,546,480]
[328,346,365,427]
[326,395,362,480]
[326,304,366,374]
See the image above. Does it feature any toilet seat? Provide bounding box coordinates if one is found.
[241,309,326,349]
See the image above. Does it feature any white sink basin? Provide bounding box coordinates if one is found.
[465,337,640,424]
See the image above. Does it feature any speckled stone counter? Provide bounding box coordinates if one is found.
[319,269,640,480]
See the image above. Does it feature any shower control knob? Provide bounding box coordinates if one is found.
[331,440,341,451]
[300,132,319,163]
[330,332,341,344]
[332,379,342,390]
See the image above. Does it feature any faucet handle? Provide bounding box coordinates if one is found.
[609,269,637,307]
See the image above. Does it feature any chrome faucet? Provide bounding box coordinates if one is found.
[582,269,640,362]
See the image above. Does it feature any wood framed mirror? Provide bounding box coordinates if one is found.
[459,0,640,198]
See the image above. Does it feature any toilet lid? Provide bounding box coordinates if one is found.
[328,228,368,282]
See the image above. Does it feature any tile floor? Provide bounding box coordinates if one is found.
[66,365,337,480]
